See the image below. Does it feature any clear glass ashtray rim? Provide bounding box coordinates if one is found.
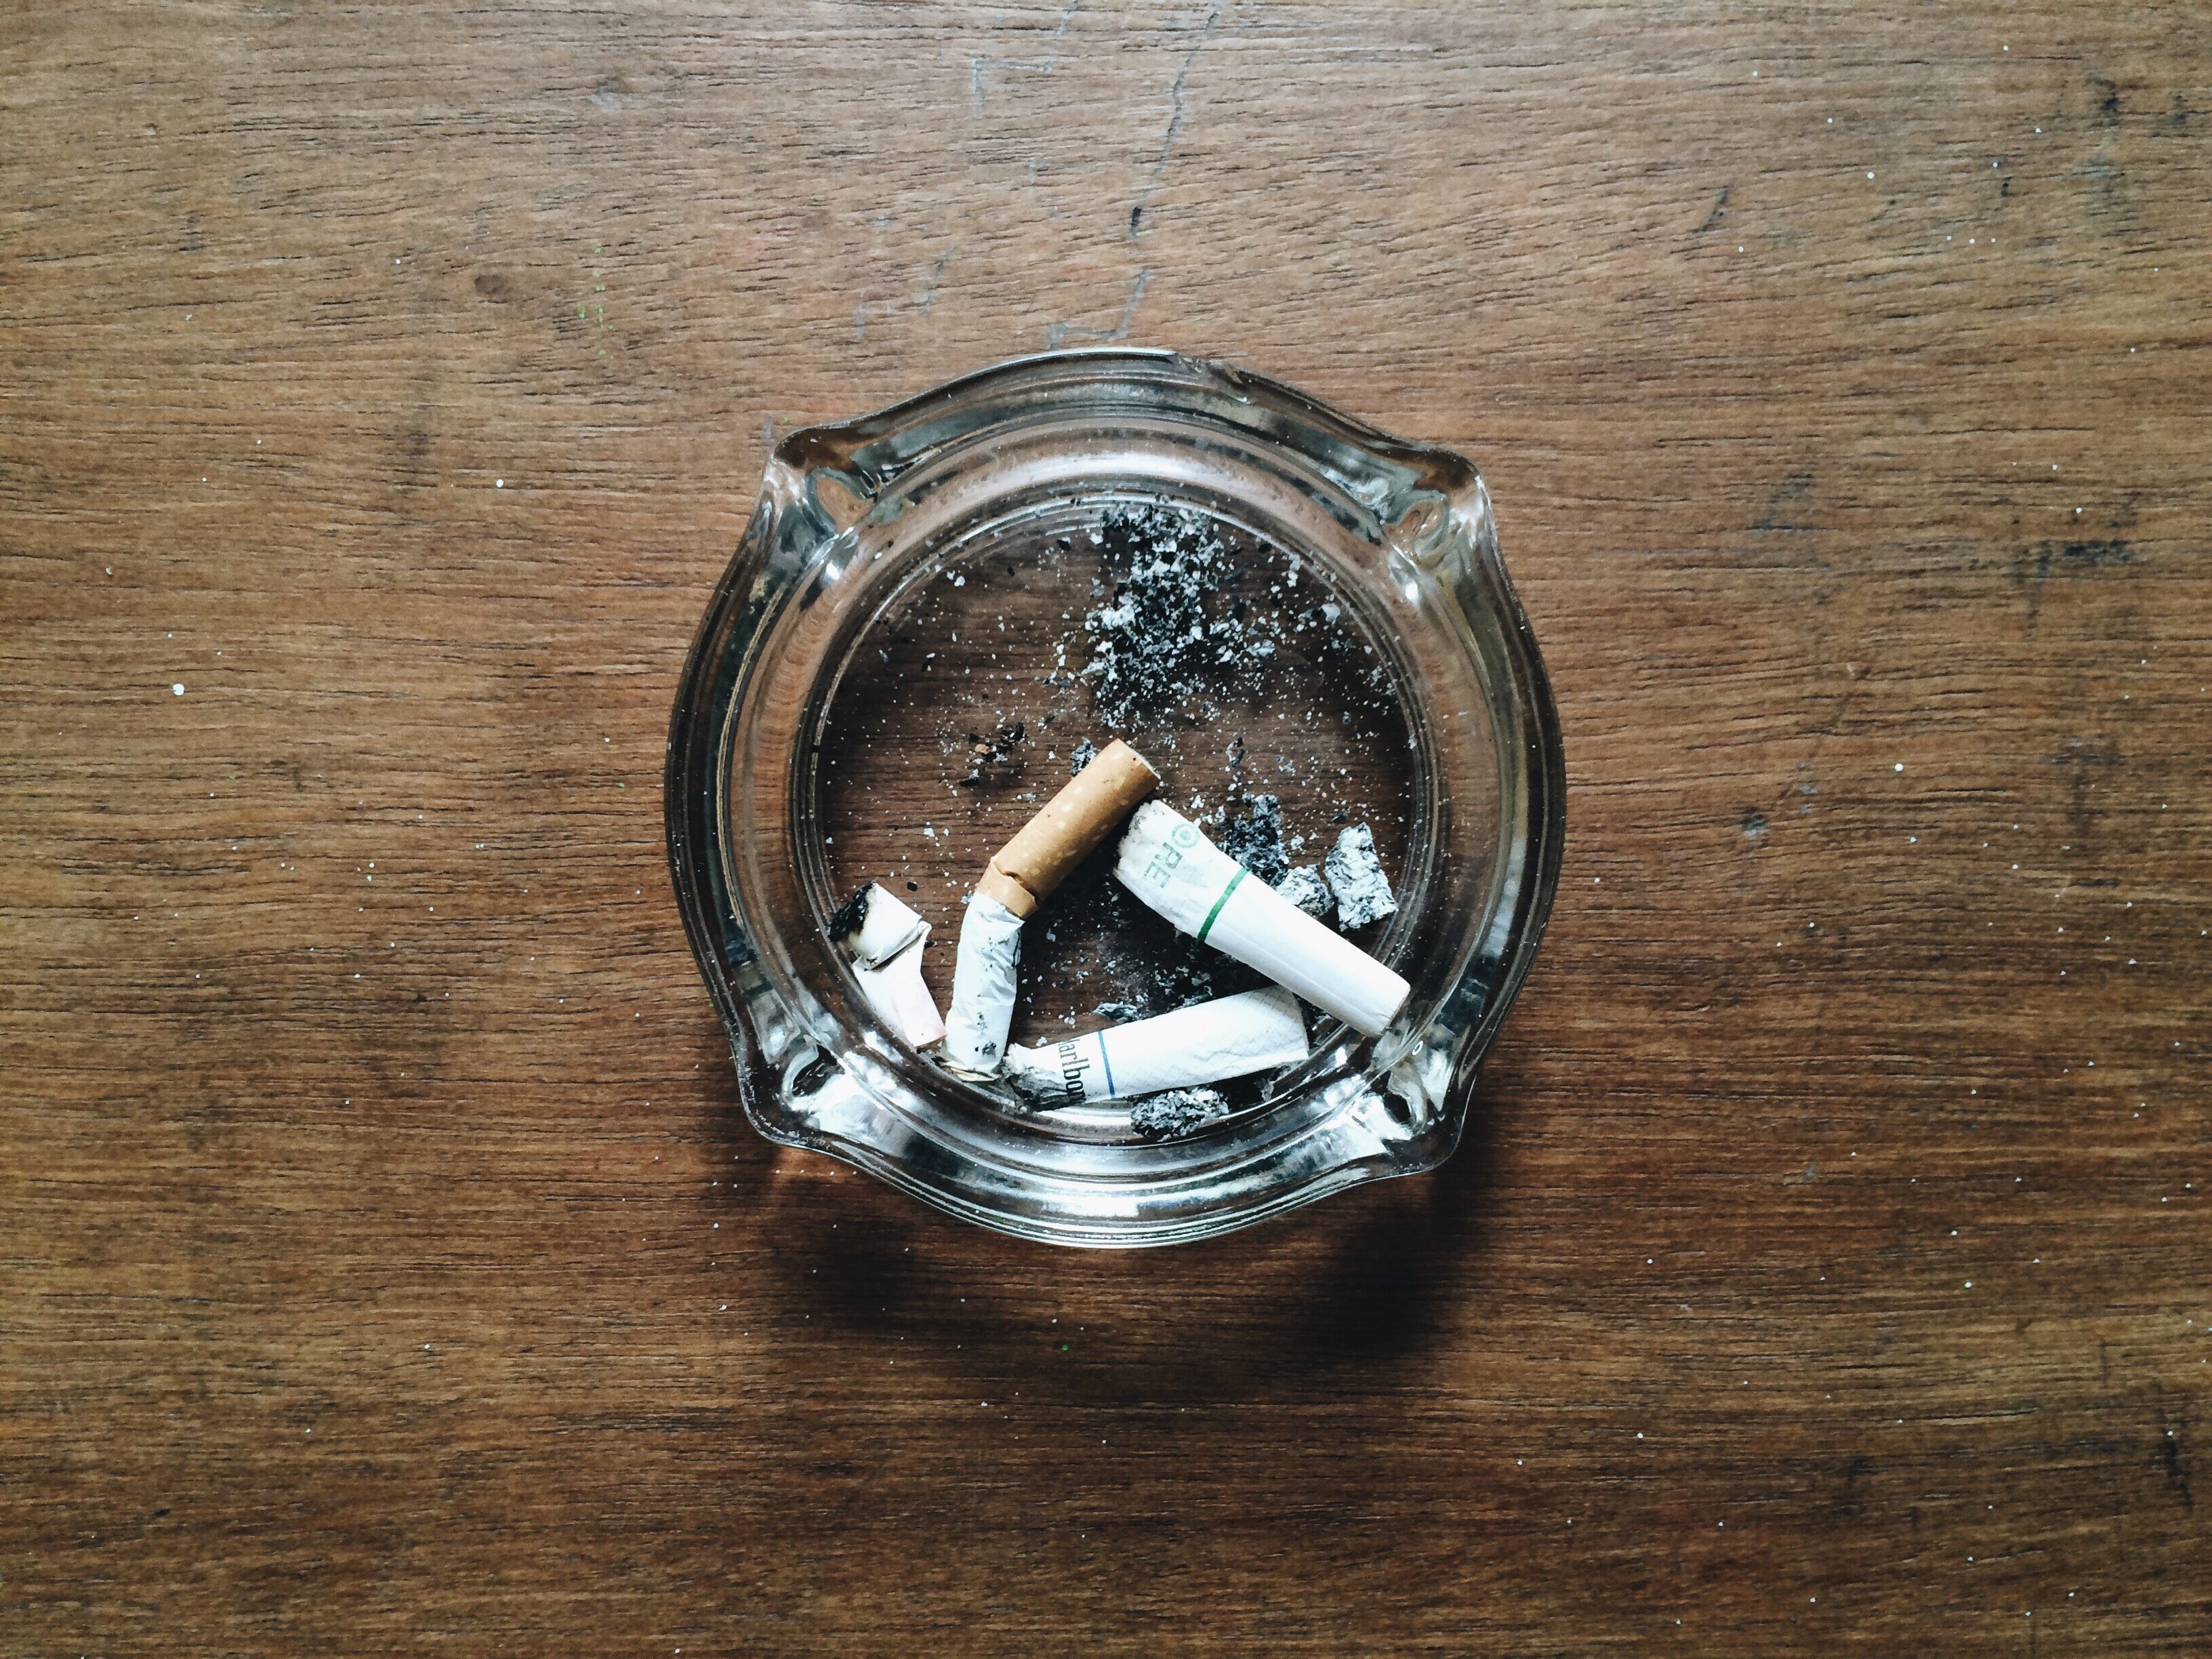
[665,348,1565,1247]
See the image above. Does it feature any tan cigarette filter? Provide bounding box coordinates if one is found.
[974,739,1158,918]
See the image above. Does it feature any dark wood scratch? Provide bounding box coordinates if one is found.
[1128,5,1223,237]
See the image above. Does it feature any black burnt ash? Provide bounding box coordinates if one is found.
[1218,792,1289,885]
[1082,506,1282,732]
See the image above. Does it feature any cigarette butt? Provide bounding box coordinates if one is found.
[1114,802,1410,1037]
[974,737,1157,918]
[943,893,1025,1077]
[853,936,945,1048]
[832,882,926,967]
[831,884,944,1048]
[1004,987,1308,1105]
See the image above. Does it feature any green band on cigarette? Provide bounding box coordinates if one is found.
[1195,866,1246,943]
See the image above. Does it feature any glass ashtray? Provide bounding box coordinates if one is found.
[665,350,1563,1247]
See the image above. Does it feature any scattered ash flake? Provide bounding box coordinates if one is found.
[1275,864,1334,921]
[1137,951,1250,1015]
[1069,737,1098,776]
[1325,823,1397,928]
[1082,505,1282,731]
[1129,1087,1231,1140]
[958,718,1025,786]
[1218,793,1288,884]
[1049,874,1259,1017]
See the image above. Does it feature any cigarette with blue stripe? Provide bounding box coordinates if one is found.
[1113,802,1410,1037]
[1002,987,1308,1106]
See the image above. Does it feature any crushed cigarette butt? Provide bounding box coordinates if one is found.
[1002,987,1306,1105]
[832,884,943,1048]
[946,737,1160,1077]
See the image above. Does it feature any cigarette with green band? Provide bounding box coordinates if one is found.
[1113,801,1410,1037]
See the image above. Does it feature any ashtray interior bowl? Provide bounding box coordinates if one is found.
[665,350,1563,1246]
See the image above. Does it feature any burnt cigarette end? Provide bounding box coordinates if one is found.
[825,883,874,946]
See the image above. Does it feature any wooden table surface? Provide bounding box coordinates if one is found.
[6,3,2209,1652]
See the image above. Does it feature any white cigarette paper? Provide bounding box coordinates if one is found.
[1003,987,1309,1107]
[853,946,944,1048]
[1114,802,1411,1037]
[839,883,926,968]
[836,885,945,1049]
[941,894,1024,1078]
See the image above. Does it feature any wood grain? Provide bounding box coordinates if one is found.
[5,3,2209,1652]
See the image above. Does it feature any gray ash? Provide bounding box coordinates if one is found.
[1274,864,1333,921]
[1128,1088,1231,1141]
[1324,823,1397,928]
[1218,793,1288,885]
[1068,737,1098,776]
[1082,506,1281,731]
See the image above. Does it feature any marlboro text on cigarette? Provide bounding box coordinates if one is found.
[1002,987,1308,1106]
